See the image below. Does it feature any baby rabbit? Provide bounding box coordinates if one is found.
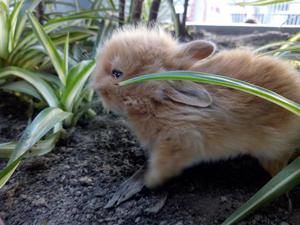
[93,26,300,188]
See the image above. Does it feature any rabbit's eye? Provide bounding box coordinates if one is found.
[112,69,123,79]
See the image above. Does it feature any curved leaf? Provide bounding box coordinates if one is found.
[0,132,59,159]
[62,59,95,112]
[0,66,59,107]
[221,156,300,225]
[1,80,43,100]
[28,12,66,85]
[8,107,70,164]
[119,71,300,116]
[0,2,9,59]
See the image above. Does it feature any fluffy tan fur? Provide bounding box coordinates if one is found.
[93,26,300,188]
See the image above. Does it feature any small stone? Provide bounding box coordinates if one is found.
[174,222,183,225]
[79,176,93,186]
[32,197,47,207]
[135,217,141,223]
[280,222,289,225]
[75,191,82,196]
[221,196,228,203]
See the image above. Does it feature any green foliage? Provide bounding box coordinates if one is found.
[237,0,295,6]
[0,0,117,71]
[119,71,300,116]
[0,107,70,188]
[0,1,106,187]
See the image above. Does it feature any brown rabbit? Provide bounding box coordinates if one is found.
[93,26,300,189]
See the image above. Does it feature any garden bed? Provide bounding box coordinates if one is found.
[1,31,300,225]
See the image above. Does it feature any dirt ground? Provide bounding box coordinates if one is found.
[1,31,300,225]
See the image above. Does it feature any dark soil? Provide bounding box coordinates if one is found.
[1,31,300,225]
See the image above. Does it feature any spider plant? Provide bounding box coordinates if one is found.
[0,13,97,188]
[0,0,115,71]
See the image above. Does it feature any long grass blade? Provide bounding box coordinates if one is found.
[62,60,95,112]
[8,0,24,52]
[28,12,66,85]
[64,33,69,75]
[8,107,70,164]
[0,2,9,59]
[14,0,42,45]
[0,132,59,159]
[0,158,20,188]
[237,0,294,6]
[119,71,300,116]
[221,156,300,225]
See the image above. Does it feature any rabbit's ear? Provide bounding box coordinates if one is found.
[162,81,212,108]
[176,40,216,61]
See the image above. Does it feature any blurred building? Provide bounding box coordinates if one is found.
[187,0,300,26]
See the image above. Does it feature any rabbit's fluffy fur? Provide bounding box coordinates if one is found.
[93,26,300,188]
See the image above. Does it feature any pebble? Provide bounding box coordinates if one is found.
[32,197,47,207]
[280,222,289,225]
[79,176,93,186]
[220,196,228,203]
[135,217,141,223]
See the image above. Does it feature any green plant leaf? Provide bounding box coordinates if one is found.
[64,33,69,75]
[14,0,42,45]
[0,66,59,107]
[44,9,115,25]
[8,0,24,52]
[8,107,70,164]
[119,71,300,116]
[62,59,95,112]
[28,12,66,85]
[221,156,300,225]
[0,2,9,59]
[254,41,292,53]
[0,158,20,188]
[264,44,300,55]
[0,107,70,188]
[237,0,294,6]
[0,132,59,159]
[1,80,43,100]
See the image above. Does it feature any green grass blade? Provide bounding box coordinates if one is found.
[0,132,59,159]
[1,80,43,100]
[221,156,300,225]
[254,41,293,53]
[108,0,116,10]
[0,2,9,59]
[62,59,95,112]
[119,71,300,116]
[274,32,300,56]
[8,0,24,52]
[28,12,66,85]
[264,44,300,55]
[44,10,115,26]
[0,158,20,188]
[237,0,294,6]
[14,0,42,45]
[0,66,59,107]
[64,33,69,75]
[8,107,70,164]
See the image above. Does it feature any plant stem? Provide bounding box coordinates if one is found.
[148,0,161,24]
[118,0,126,26]
[132,0,144,24]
